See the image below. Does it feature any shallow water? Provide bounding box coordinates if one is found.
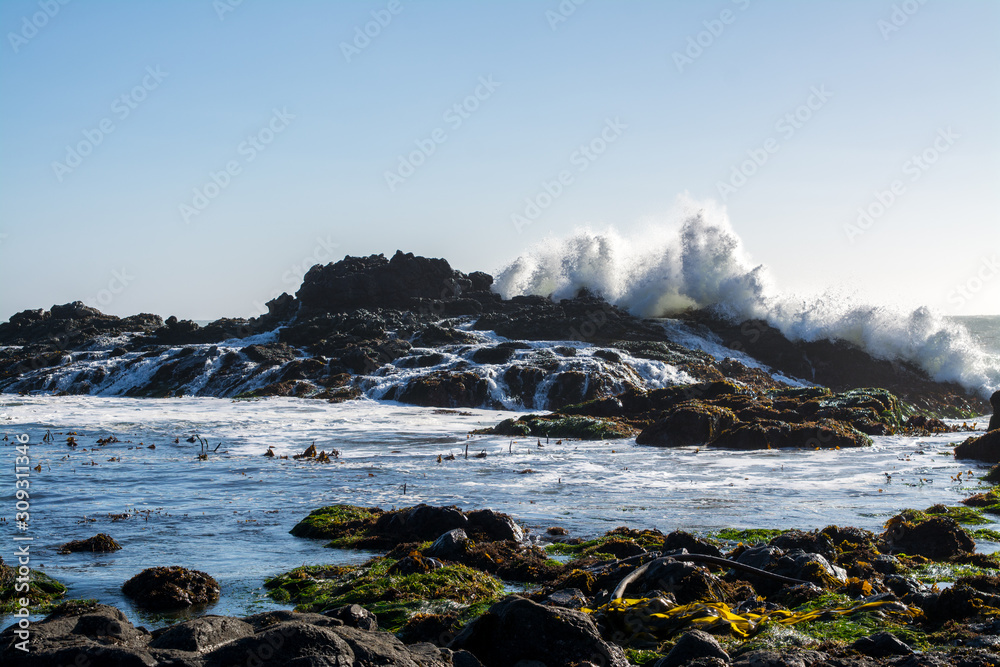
[1,395,996,631]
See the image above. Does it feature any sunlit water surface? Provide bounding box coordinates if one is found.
[1,395,995,630]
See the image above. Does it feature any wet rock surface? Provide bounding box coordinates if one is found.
[7,501,1000,665]
[121,566,220,611]
[448,595,630,667]
[0,602,459,666]
[954,430,1000,462]
[485,380,894,448]
[57,533,122,554]
[990,390,1000,432]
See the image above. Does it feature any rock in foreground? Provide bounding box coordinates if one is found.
[121,566,220,611]
[0,602,474,666]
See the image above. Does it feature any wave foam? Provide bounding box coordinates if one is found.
[494,197,1000,397]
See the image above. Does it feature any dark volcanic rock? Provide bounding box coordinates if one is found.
[449,595,629,667]
[881,515,975,560]
[850,631,913,657]
[636,402,738,446]
[0,601,452,666]
[663,531,724,558]
[296,250,479,314]
[425,528,469,560]
[0,603,155,667]
[990,390,1000,431]
[955,430,1000,462]
[58,533,122,554]
[466,509,524,542]
[473,294,661,342]
[243,342,297,366]
[654,629,730,667]
[471,346,516,364]
[708,418,870,449]
[148,615,253,651]
[149,316,254,345]
[392,371,492,408]
[121,566,220,611]
[372,505,470,543]
[679,310,988,416]
[0,302,163,348]
[323,603,379,631]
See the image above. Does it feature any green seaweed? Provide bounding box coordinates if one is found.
[972,528,1000,541]
[0,567,67,615]
[288,504,383,546]
[624,648,664,665]
[910,561,999,584]
[921,504,990,525]
[264,557,504,632]
[776,592,930,649]
[711,528,789,544]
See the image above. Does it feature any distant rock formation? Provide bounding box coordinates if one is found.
[0,251,989,417]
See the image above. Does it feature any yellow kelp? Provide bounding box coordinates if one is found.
[585,597,921,641]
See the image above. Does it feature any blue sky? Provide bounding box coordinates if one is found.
[1,0,998,321]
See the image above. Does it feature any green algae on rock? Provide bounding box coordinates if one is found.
[0,564,67,614]
[264,556,505,632]
[288,504,385,545]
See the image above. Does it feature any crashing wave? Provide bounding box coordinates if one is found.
[493,197,999,397]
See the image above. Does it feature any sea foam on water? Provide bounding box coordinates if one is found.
[494,198,1000,397]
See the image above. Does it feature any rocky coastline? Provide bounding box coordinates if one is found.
[7,499,1000,666]
[0,251,988,418]
[3,250,1000,666]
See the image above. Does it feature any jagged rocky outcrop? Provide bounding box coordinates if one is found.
[677,310,987,416]
[0,250,988,418]
[296,250,493,314]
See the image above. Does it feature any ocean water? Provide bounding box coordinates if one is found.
[951,315,1000,356]
[1,395,996,631]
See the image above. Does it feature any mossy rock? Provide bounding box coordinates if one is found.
[922,504,990,525]
[711,527,790,545]
[545,526,665,558]
[265,557,504,632]
[819,388,906,428]
[289,504,384,543]
[0,566,67,614]
[767,386,833,401]
[476,414,635,440]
